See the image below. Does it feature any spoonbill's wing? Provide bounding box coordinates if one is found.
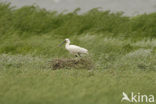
[69,45,88,54]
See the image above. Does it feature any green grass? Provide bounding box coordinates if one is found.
[0,36,156,104]
[0,68,156,104]
[0,2,156,104]
[0,2,156,39]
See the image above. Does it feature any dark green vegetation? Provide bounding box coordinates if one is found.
[1,3,156,39]
[0,2,156,104]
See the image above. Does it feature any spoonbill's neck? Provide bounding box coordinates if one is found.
[65,41,70,48]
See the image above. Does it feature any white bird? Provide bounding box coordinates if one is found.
[59,38,88,57]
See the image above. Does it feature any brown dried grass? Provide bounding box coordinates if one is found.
[49,58,94,70]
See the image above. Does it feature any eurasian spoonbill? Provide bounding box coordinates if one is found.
[59,38,88,57]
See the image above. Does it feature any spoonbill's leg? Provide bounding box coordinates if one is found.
[78,53,81,57]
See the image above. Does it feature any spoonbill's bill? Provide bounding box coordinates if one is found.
[59,38,88,57]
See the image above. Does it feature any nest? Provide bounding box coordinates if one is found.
[49,58,94,70]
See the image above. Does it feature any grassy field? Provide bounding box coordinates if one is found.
[0,2,156,104]
[0,36,156,104]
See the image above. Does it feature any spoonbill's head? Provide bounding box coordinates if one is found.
[59,38,70,47]
[64,38,70,43]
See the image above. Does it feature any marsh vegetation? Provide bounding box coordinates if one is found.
[0,2,156,104]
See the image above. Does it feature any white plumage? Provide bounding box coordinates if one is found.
[59,38,88,57]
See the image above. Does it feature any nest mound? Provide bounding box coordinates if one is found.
[50,58,94,70]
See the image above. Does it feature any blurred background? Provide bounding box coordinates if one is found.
[2,0,156,16]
